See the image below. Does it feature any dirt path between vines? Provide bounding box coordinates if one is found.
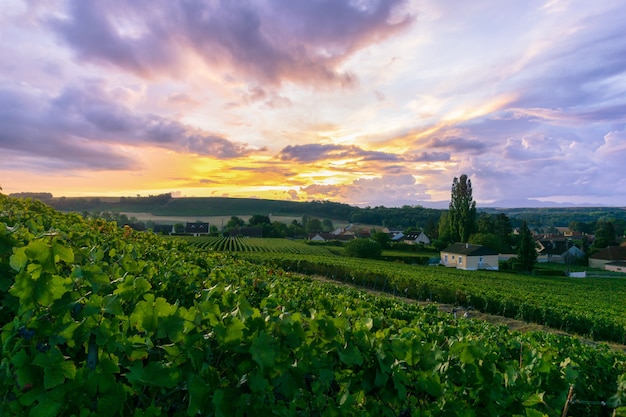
[308,274,626,353]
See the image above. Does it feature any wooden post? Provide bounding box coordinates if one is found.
[561,385,575,417]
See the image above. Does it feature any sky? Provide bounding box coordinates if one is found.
[1,0,626,208]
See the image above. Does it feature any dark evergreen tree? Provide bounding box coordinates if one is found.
[516,221,537,272]
[447,174,477,243]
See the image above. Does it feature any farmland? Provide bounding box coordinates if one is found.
[1,194,626,416]
[175,235,335,255]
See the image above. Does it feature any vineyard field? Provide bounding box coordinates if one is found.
[243,253,626,345]
[1,194,625,416]
[175,235,335,255]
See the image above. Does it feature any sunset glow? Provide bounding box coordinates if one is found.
[1,0,626,207]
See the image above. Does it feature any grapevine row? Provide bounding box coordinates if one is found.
[243,252,626,345]
[1,195,625,416]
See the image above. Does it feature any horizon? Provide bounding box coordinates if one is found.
[6,191,625,210]
[1,1,626,207]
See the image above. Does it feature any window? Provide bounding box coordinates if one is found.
[458,256,463,265]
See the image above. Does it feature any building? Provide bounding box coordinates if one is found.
[605,261,626,274]
[185,222,209,236]
[440,243,499,271]
[589,246,626,269]
[536,238,585,263]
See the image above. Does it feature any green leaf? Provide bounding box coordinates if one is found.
[250,331,276,370]
[43,365,66,389]
[25,240,51,264]
[215,317,245,345]
[81,264,111,293]
[9,247,27,271]
[188,375,211,416]
[522,392,545,407]
[126,362,181,388]
[338,343,363,366]
[130,294,177,333]
[29,389,64,417]
[52,242,74,264]
[524,409,548,417]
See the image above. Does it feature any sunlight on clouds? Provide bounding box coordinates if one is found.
[442,94,516,124]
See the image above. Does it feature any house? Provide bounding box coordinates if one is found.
[589,246,626,269]
[605,261,626,274]
[440,243,499,271]
[404,232,430,245]
[185,222,209,236]
[535,238,585,263]
[152,224,174,235]
[390,231,430,245]
[308,232,355,242]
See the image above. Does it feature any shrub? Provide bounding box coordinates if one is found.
[345,238,382,259]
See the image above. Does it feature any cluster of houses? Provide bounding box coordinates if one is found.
[308,225,626,274]
[150,220,625,274]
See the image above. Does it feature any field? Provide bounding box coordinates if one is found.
[178,236,626,345]
[1,194,626,416]
[175,236,335,255]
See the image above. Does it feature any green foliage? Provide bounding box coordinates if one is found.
[248,252,626,345]
[517,221,538,272]
[225,215,245,230]
[344,238,382,259]
[447,174,477,243]
[594,221,618,248]
[1,194,625,417]
[305,218,323,233]
[372,232,391,249]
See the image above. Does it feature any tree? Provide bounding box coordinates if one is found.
[322,219,334,232]
[372,232,391,249]
[516,221,537,272]
[225,216,245,230]
[305,218,322,233]
[593,221,617,248]
[248,215,271,226]
[446,174,477,243]
[345,239,382,259]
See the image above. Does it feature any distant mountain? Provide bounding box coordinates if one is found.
[480,199,608,208]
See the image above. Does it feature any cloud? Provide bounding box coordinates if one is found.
[427,135,487,154]
[302,174,432,207]
[0,80,258,171]
[278,143,420,163]
[48,0,413,86]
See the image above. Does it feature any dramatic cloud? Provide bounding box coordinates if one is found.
[302,174,431,206]
[3,0,626,206]
[49,0,412,86]
[0,80,257,171]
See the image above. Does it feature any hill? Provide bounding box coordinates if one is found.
[10,192,626,231]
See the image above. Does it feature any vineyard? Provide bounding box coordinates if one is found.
[175,236,335,256]
[1,194,626,416]
[243,253,626,345]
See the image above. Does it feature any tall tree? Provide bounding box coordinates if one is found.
[447,174,477,243]
[516,221,537,272]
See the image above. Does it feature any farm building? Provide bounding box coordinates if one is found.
[308,232,355,242]
[605,261,626,273]
[185,222,209,236]
[535,238,585,263]
[440,243,499,271]
[390,231,431,245]
[588,245,626,269]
